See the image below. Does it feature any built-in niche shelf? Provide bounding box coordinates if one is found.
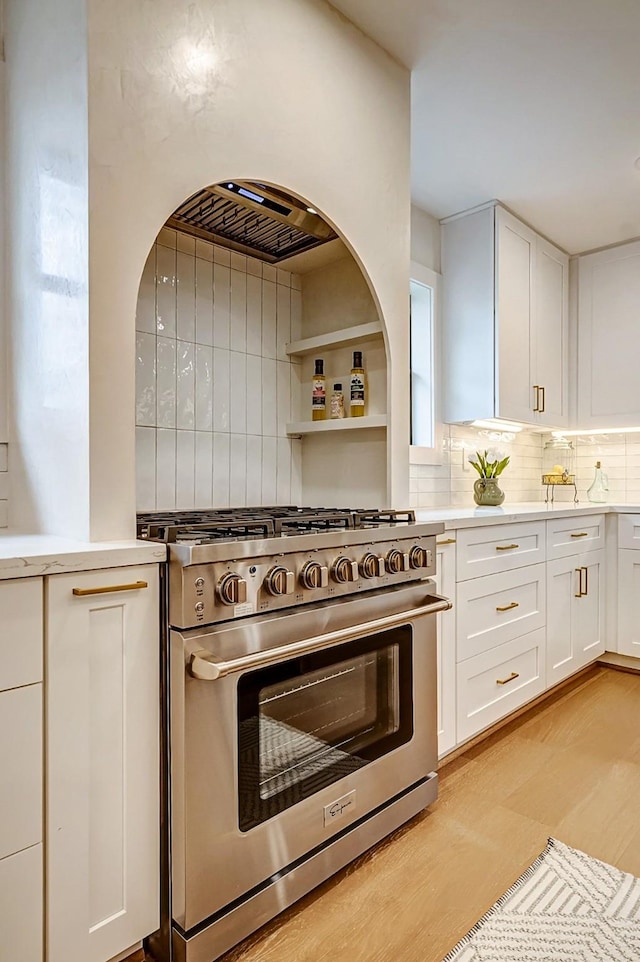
[286,414,387,437]
[285,321,383,357]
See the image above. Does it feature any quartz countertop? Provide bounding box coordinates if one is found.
[0,533,166,580]
[414,501,640,530]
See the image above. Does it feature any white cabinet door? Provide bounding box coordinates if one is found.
[617,549,640,657]
[442,204,569,429]
[0,577,43,691]
[578,240,640,428]
[495,207,535,423]
[0,844,43,962]
[546,550,605,687]
[535,237,569,428]
[46,565,160,962]
[435,537,456,757]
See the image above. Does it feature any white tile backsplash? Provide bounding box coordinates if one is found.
[195,257,213,346]
[176,341,196,430]
[212,348,231,433]
[177,250,196,342]
[230,270,247,353]
[176,431,196,508]
[213,264,231,350]
[136,232,301,509]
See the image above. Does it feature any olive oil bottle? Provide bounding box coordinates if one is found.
[349,351,365,417]
[312,358,326,420]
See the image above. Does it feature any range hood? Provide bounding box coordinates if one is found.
[167,181,338,263]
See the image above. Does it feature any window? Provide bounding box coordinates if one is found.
[410,262,441,463]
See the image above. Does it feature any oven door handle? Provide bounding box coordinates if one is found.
[187,593,453,681]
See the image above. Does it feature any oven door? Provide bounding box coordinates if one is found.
[170,582,450,933]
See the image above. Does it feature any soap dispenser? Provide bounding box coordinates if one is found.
[587,461,609,503]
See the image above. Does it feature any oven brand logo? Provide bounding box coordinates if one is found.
[323,790,356,827]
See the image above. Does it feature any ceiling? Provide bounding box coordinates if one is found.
[329,0,640,254]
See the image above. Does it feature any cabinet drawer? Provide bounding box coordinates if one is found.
[0,685,42,860]
[0,578,43,692]
[457,563,546,661]
[0,844,43,962]
[456,628,546,743]
[618,514,640,550]
[546,514,605,559]
[456,522,545,581]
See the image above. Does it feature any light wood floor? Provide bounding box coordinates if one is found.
[139,665,640,962]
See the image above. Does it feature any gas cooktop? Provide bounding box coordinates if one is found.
[136,506,417,546]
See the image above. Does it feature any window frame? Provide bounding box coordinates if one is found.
[409,261,442,465]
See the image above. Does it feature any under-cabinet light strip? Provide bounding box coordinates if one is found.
[552,427,640,437]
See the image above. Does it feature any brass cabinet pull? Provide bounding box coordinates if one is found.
[570,532,589,538]
[496,544,520,551]
[496,671,520,686]
[574,566,588,598]
[533,385,540,412]
[72,581,148,597]
[539,385,545,413]
[496,601,519,612]
[436,538,456,545]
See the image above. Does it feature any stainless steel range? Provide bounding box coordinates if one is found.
[138,507,450,962]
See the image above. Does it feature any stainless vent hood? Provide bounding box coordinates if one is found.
[167,181,338,263]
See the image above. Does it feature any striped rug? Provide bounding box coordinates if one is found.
[442,838,640,961]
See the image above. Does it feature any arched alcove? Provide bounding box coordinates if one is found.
[134,180,389,512]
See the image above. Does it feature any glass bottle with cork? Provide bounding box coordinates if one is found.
[349,351,366,417]
[312,358,326,420]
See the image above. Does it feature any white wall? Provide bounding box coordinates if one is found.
[411,205,441,273]
[3,0,409,538]
[5,0,90,537]
[135,228,303,510]
[86,0,411,537]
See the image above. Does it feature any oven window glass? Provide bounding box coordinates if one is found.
[237,626,412,831]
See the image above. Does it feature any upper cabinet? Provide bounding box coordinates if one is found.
[577,239,640,428]
[442,204,569,428]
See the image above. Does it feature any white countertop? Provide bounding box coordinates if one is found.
[0,534,166,580]
[415,501,640,530]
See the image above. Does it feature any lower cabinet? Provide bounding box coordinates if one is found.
[457,629,546,744]
[0,577,43,962]
[546,550,605,686]
[46,565,160,962]
[0,844,43,962]
[617,548,640,657]
[435,537,456,757]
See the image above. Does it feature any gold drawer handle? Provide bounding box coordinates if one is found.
[496,671,520,686]
[496,601,519,612]
[72,581,148,597]
[570,532,589,538]
[436,538,456,545]
[496,543,519,551]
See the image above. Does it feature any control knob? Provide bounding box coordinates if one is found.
[386,548,409,574]
[299,561,329,589]
[409,545,432,569]
[360,552,385,579]
[264,564,295,597]
[332,556,359,584]
[216,573,247,606]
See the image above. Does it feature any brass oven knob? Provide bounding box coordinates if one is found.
[386,549,409,574]
[360,552,384,579]
[264,565,295,597]
[216,573,247,606]
[300,561,329,589]
[409,545,431,569]
[332,556,359,584]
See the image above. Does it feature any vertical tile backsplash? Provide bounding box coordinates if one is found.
[135,228,302,511]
